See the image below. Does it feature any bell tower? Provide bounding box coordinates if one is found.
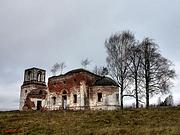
[20,67,47,111]
[23,67,46,85]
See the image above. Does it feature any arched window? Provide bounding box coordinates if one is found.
[73,94,77,103]
[62,90,67,95]
[27,71,32,81]
[98,93,103,102]
[62,90,67,109]
[52,97,56,105]
[37,72,42,82]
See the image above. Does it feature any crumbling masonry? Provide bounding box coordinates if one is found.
[20,67,119,111]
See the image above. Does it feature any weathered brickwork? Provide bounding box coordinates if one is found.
[89,86,119,110]
[48,70,100,94]
[20,68,119,111]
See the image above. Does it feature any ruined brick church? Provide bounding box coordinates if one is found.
[19,67,119,111]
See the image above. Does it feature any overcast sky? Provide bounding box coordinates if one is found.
[0,0,180,110]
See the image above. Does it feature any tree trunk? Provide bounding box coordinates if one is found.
[145,44,150,108]
[145,74,150,108]
[135,73,139,108]
[120,80,124,109]
[146,83,149,108]
[145,69,150,108]
[120,87,124,109]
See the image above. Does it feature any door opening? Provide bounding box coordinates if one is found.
[37,101,42,110]
[62,95,67,109]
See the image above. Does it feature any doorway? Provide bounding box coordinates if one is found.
[62,90,67,109]
[37,101,42,110]
[62,95,67,109]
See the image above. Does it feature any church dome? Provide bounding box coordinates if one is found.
[94,76,119,86]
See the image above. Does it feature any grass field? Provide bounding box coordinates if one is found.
[0,107,180,135]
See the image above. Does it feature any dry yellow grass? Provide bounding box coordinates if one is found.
[0,107,180,135]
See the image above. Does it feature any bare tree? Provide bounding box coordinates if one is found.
[81,58,91,69]
[105,31,135,109]
[51,62,66,75]
[128,43,143,108]
[101,67,109,76]
[139,38,176,108]
[93,66,101,75]
[93,66,108,76]
[59,62,66,74]
[51,63,60,76]
[159,94,174,106]
[164,94,174,106]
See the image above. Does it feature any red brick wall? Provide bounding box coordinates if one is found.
[48,72,100,95]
